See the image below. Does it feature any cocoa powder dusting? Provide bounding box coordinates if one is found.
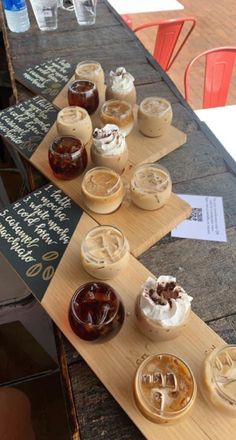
[149,282,181,307]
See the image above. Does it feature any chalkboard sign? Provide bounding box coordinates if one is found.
[16,58,75,102]
[0,184,83,301]
[0,96,58,158]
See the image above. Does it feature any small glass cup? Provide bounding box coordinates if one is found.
[134,353,197,424]
[69,281,125,341]
[29,0,58,31]
[68,80,99,115]
[138,97,173,138]
[100,100,134,136]
[73,0,97,26]
[81,225,130,280]
[130,163,172,210]
[201,345,236,417]
[48,136,87,180]
[75,60,104,96]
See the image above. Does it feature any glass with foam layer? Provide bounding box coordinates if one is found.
[91,124,128,174]
[105,67,136,107]
[138,97,173,137]
[81,225,130,280]
[135,276,192,341]
[75,60,105,98]
[69,281,125,342]
[81,166,124,214]
[134,353,197,424]
[201,345,236,417]
[57,106,92,146]
[130,163,172,210]
[100,100,134,136]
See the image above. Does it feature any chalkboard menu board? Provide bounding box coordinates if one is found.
[0,96,58,158]
[0,184,83,301]
[16,58,75,102]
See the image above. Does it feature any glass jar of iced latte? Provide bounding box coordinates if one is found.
[138,97,173,137]
[81,225,130,279]
[134,353,197,424]
[130,163,172,210]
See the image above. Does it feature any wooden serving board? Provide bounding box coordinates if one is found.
[53,74,187,165]
[41,214,235,440]
[31,122,191,257]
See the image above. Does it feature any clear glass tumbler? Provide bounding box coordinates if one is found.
[30,0,58,31]
[73,0,97,25]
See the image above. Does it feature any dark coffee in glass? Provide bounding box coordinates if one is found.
[48,135,87,180]
[69,282,125,341]
[68,80,99,115]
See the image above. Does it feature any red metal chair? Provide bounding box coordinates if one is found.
[134,17,196,71]
[184,47,236,108]
[121,15,133,29]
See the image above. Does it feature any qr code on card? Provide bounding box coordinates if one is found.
[188,207,203,222]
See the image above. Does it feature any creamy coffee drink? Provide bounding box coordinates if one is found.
[135,276,192,341]
[105,67,136,107]
[57,106,92,145]
[202,345,236,416]
[134,353,197,424]
[130,163,172,210]
[81,225,130,279]
[81,167,124,214]
[138,97,173,137]
[75,60,105,98]
[100,100,134,136]
[91,124,128,174]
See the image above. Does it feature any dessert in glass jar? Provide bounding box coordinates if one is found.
[135,275,192,341]
[68,80,99,115]
[69,281,125,342]
[81,225,130,280]
[100,100,134,136]
[201,345,236,417]
[91,124,128,174]
[130,163,172,210]
[81,166,124,214]
[48,136,87,180]
[134,353,197,424]
[138,97,173,137]
[56,106,92,145]
[105,67,136,107]
[75,60,105,98]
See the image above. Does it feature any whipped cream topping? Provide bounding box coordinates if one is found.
[109,67,135,92]
[140,276,192,327]
[92,124,126,156]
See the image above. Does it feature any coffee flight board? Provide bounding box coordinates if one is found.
[15,58,75,102]
[0,184,84,300]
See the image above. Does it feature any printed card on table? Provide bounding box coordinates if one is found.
[171,194,227,242]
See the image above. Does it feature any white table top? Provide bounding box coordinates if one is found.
[108,0,184,15]
[195,105,236,162]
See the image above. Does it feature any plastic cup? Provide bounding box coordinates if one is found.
[30,0,58,31]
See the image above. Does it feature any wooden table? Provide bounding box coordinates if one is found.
[1,1,236,439]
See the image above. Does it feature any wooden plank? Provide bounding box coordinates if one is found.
[40,219,236,440]
[30,121,190,257]
[139,227,236,321]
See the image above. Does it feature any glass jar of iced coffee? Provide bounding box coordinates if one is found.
[75,60,105,99]
[130,163,172,210]
[201,345,236,417]
[105,67,136,107]
[68,80,99,115]
[134,353,197,424]
[81,167,124,214]
[91,124,128,174]
[57,106,92,146]
[69,281,125,342]
[48,136,87,180]
[135,276,192,341]
[81,225,130,280]
[138,97,173,137]
[100,100,134,136]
